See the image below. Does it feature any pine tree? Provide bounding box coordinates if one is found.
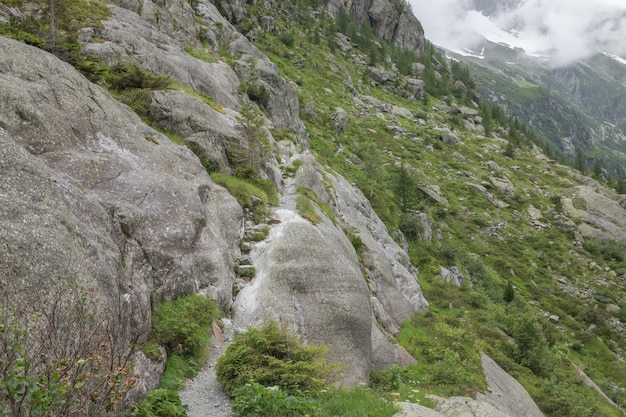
[503,281,515,303]
[232,102,269,169]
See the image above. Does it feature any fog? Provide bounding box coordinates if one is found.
[408,0,626,65]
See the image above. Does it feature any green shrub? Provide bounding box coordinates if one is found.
[236,265,256,278]
[115,88,153,118]
[279,33,296,47]
[128,389,187,417]
[503,281,515,303]
[370,365,404,391]
[150,294,220,356]
[284,159,304,176]
[159,354,198,391]
[231,383,315,417]
[210,172,275,222]
[398,212,423,241]
[107,63,171,90]
[583,239,625,262]
[0,16,45,47]
[216,321,335,397]
[235,168,279,205]
[346,229,364,257]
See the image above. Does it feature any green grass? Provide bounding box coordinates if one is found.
[315,388,401,417]
[210,172,278,222]
[184,45,218,63]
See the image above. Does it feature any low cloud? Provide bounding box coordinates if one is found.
[408,0,626,65]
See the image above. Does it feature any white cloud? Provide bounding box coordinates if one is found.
[408,0,626,65]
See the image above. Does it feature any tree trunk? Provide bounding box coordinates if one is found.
[48,0,56,51]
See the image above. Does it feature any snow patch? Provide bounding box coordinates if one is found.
[601,51,626,66]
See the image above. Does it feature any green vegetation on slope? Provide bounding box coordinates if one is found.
[233,1,626,415]
[2,0,624,415]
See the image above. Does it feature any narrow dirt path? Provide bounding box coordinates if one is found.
[179,323,233,417]
[180,152,304,416]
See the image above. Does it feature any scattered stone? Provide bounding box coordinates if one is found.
[419,185,450,206]
[441,266,465,286]
[486,160,500,171]
[303,102,316,122]
[489,176,516,195]
[467,183,510,209]
[528,205,543,220]
[369,66,394,83]
[439,133,459,144]
[434,104,453,114]
[458,106,479,116]
[332,107,348,133]
[453,151,468,162]
[236,255,252,266]
[549,315,560,323]
[390,105,413,119]
[335,33,352,52]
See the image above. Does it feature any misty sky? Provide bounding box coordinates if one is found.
[408,0,626,65]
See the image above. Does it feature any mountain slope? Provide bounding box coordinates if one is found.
[0,0,625,416]
[448,38,626,178]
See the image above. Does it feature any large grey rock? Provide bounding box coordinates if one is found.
[394,354,543,417]
[84,5,241,110]
[467,183,510,209]
[0,35,243,338]
[489,176,516,196]
[477,353,544,417]
[234,53,306,137]
[233,152,427,383]
[419,185,450,206]
[394,402,446,417]
[232,211,373,386]
[562,185,626,243]
[326,0,425,55]
[370,66,394,83]
[146,90,242,172]
[294,156,429,335]
[436,396,510,417]
[332,107,349,133]
[208,0,246,23]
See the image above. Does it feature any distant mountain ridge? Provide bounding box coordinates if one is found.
[448,39,626,178]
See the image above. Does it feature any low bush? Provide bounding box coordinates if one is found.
[316,387,400,417]
[150,294,220,357]
[107,63,171,90]
[128,389,187,417]
[215,321,335,397]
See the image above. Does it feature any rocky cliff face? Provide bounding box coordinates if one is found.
[0,0,428,392]
[0,36,243,314]
[326,0,425,54]
[210,0,425,56]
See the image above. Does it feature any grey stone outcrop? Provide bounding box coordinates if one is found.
[393,353,543,417]
[232,211,373,386]
[0,35,243,339]
[477,353,544,417]
[147,89,241,172]
[326,0,425,55]
[562,185,626,243]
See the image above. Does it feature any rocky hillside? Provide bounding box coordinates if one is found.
[0,0,625,416]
